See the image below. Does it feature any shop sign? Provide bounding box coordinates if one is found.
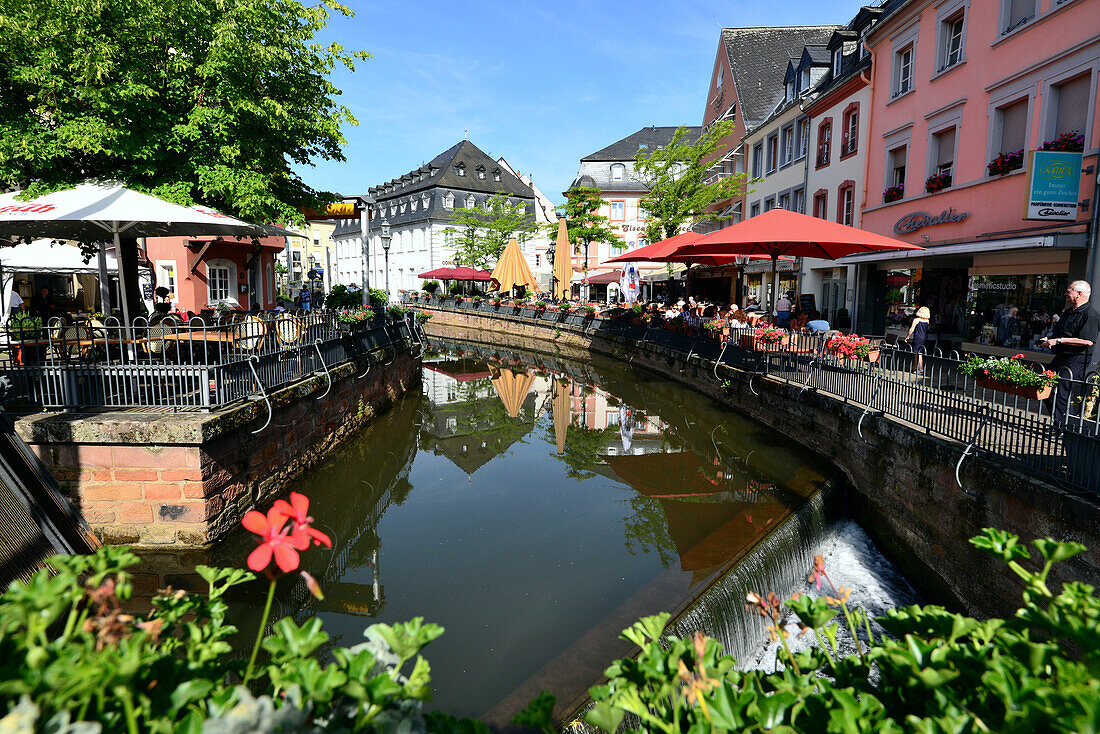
[894,207,969,234]
[1024,151,1082,221]
[301,201,360,220]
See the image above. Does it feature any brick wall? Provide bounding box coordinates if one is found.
[18,350,420,547]
[423,306,1100,620]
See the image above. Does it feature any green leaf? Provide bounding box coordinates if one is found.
[512,690,556,731]
[169,679,214,714]
[1032,538,1087,564]
[584,701,625,733]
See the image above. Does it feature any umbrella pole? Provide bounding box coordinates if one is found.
[770,255,779,320]
[97,243,111,314]
[114,231,133,329]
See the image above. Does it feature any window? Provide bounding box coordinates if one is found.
[994,98,1029,156]
[443,192,454,209]
[817,119,832,167]
[796,119,809,159]
[778,192,790,210]
[894,45,914,97]
[535,254,541,267]
[716,65,723,89]
[801,68,811,91]
[1050,74,1091,139]
[477,170,485,179]
[841,104,859,156]
[610,200,625,220]
[833,48,843,77]
[813,190,828,219]
[752,144,764,177]
[780,126,793,165]
[939,11,965,71]
[764,197,776,211]
[750,202,761,217]
[793,188,805,214]
[422,194,430,208]
[1002,0,1036,35]
[610,163,625,181]
[156,261,177,302]
[206,260,233,304]
[493,169,501,182]
[932,127,956,179]
[456,163,466,177]
[766,134,778,173]
[837,182,855,226]
[888,145,908,193]
[465,195,475,208]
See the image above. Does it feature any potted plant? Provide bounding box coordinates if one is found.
[491,297,503,308]
[987,149,1024,176]
[823,333,879,362]
[883,184,904,203]
[924,171,952,194]
[702,320,727,341]
[336,306,375,332]
[386,305,409,321]
[740,325,788,350]
[583,305,597,319]
[959,353,1057,400]
[1039,131,1084,152]
[534,300,548,313]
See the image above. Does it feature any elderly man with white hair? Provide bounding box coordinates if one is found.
[1038,280,1097,424]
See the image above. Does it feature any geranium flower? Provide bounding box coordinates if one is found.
[242,508,309,573]
[271,491,332,548]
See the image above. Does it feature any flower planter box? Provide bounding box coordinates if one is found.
[739,334,789,350]
[976,376,1052,401]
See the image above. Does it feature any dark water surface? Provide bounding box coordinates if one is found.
[154,339,841,720]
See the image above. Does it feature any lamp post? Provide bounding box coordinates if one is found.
[380,219,392,304]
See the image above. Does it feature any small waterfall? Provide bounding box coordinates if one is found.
[666,482,841,667]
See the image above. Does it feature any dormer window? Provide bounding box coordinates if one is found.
[786,80,794,99]
[492,168,501,182]
[422,194,430,208]
[465,195,475,208]
[410,198,418,212]
[801,68,810,90]
[456,163,466,177]
[833,49,842,76]
[716,65,723,89]
[399,200,407,213]
[430,167,437,177]
[443,192,454,209]
[476,165,486,180]
[610,163,625,182]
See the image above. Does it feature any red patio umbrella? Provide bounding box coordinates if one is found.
[450,266,493,281]
[419,267,457,279]
[679,209,924,313]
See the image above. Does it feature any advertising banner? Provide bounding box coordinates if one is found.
[1023,151,1082,221]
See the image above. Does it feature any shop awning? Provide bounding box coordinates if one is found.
[836,232,1086,266]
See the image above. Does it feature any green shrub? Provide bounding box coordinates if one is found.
[368,288,388,310]
[422,280,440,295]
[322,284,362,309]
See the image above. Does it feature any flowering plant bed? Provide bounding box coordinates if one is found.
[960,353,1057,399]
[1039,132,1084,152]
[924,171,951,193]
[824,333,879,361]
[883,184,904,203]
[987,149,1024,175]
[740,326,788,350]
[336,306,375,326]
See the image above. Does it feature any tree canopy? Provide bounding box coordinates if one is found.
[446,192,537,270]
[633,122,747,243]
[0,0,367,225]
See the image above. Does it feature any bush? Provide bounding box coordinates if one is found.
[422,280,440,295]
[323,284,362,309]
[368,288,388,310]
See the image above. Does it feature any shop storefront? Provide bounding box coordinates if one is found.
[742,259,799,310]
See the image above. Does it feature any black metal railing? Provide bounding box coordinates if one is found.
[1,311,415,412]
[410,297,1099,494]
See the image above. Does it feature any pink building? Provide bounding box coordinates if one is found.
[144,236,284,314]
[846,0,1099,354]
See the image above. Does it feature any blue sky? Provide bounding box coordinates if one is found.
[304,0,873,206]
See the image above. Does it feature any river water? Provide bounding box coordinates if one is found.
[173,338,918,723]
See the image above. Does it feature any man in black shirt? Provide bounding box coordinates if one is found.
[1039,280,1097,424]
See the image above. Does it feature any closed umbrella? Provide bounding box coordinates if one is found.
[552,218,574,301]
[488,238,541,294]
[679,209,924,314]
[552,377,570,455]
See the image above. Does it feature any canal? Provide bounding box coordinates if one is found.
[153,338,918,722]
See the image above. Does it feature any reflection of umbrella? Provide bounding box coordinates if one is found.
[0,183,292,327]
[490,366,537,418]
[680,209,924,314]
[552,378,570,455]
[489,238,541,293]
[552,218,573,301]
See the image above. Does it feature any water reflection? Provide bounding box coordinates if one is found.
[143,338,837,721]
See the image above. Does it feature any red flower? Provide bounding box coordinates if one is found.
[1011,354,1025,360]
[272,491,332,548]
[242,508,309,573]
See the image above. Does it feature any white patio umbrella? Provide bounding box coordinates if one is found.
[0,182,294,328]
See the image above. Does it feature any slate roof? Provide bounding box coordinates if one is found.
[580,126,702,162]
[368,140,534,201]
[720,26,840,130]
[804,45,832,65]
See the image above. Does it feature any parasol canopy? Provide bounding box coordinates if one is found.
[418,267,457,279]
[488,238,541,293]
[552,218,573,301]
[450,266,493,281]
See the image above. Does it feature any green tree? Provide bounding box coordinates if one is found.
[445,192,537,269]
[546,186,624,286]
[634,122,748,243]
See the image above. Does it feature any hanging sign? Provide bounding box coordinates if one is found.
[301,201,360,220]
[1023,150,1082,221]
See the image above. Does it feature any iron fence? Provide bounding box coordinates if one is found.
[409,297,1099,493]
[1,311,414,412]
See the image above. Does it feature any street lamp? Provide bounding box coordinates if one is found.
[380,219,392,304]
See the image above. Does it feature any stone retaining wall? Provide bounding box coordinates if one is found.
[17,349,420,547]
[423,306,1100,620]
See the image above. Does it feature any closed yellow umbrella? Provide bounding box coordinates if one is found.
[552,218,573,301]
[552,378,570,454]
[489,238,541,293]
[491,367,537,419]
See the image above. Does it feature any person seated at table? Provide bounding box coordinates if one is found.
[806,310,831,334]
[249,302,262,314]
[30,286,52,318]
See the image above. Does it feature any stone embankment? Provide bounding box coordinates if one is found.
[421,305,1099,621]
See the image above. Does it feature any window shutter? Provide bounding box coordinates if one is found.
[999,100,1028,152]
[1055,75,1091,137]
[1008,0,1033,27]
[937,128,956,167]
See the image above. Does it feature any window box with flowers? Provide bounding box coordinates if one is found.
[924,171,952,194]
[987,149,1024,176]
[824,333,879,362]
[883,185,904,203]
[1039,132,1084,153]
[959,353,1057,400]
[740,325,788,350]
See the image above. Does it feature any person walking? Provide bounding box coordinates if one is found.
[299,285,312,313]
[1039,281,1097,425]
[906,306,931,375]
[775,291,792,328]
